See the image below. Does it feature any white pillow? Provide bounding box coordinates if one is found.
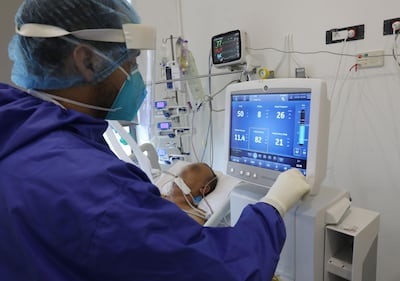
[198,171,241,215]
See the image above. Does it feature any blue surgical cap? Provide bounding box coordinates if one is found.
[9,0,141,90]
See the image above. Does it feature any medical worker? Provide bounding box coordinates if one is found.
[0,1,310,281]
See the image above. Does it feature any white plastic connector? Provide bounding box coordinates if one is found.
[347,29,356,39]
[392,21,400,33]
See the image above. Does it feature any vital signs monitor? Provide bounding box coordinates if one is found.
[224,79,329,194]
[211,30,246,68]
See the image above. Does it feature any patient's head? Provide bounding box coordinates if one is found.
[179,163,218,197]
[162,162,218,225]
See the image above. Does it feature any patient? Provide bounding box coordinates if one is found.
[161,163,218,225]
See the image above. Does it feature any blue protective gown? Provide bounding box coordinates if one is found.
[0,83,286,281]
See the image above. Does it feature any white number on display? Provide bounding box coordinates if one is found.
[275,138,284,146]
[276,111,285,119]
[237,110,245,118]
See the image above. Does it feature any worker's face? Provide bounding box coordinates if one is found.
[92,57,137,119]
[180,163,215,196]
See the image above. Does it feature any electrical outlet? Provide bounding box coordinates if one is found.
[383,17,400,35]
[356,50,384,68]
[332,30,350,41]
[326,24,364,44]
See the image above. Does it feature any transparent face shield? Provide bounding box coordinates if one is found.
[135,48,156,139]
[15,23,156,121]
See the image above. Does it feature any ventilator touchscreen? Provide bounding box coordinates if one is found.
[224,79,329,194]
[229,91,310,175]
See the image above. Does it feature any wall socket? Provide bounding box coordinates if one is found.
[383,17,400,35]
[356,50,384,68]
[326,24,364,44]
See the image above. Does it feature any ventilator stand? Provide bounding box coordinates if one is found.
[324,207,379,281]
[229,183,380,281]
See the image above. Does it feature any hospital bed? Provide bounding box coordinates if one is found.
[104,121,240,226]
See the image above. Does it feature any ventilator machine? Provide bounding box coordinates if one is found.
[217,78,380,281]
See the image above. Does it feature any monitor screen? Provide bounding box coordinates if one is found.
[224,79,329,193]
[211,30,245,67]
[230,92,310,175]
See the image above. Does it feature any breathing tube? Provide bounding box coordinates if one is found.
[173,177,210,220]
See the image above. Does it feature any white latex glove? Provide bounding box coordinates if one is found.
[260,168,310,217]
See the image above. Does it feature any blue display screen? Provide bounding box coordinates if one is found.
[229,92,311,174]
[158,122,172,130]
[212,30,241,65]
[155,100,167,109]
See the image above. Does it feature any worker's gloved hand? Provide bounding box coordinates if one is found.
[260,168,310,217]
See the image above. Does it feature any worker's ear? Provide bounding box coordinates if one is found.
[73,45,98,82]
